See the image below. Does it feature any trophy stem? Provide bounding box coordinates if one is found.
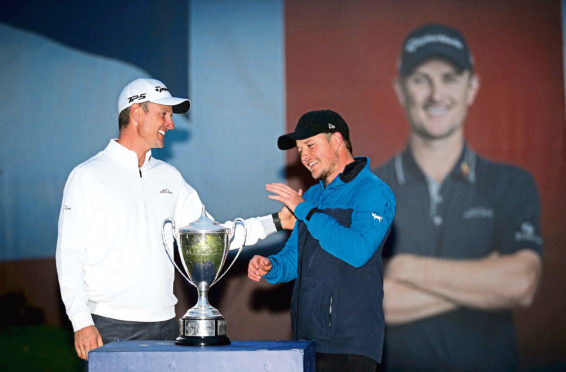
[195,282,211,310]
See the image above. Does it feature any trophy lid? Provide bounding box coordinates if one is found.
[179,206,229,234]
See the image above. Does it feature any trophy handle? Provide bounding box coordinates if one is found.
[211,218,246,286]
[162,217,197,288]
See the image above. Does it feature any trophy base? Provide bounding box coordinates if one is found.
[175,334,231,346]
[176,317,230,346]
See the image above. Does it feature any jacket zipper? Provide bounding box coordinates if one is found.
[329,296,333,328]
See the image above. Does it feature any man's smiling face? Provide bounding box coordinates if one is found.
[136,102,174,150]
[297,133,340,185]
[397,58,479,141]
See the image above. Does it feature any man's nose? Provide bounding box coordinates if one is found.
[429,80,446,102]
[165,115,175,130]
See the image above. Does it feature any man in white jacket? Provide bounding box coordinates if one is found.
[56,78,290,361]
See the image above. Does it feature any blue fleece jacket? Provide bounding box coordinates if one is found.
[264,157,395,362]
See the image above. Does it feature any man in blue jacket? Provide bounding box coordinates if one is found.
[248,109,396,372]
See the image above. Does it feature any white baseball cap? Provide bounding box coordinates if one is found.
[118,78,191,114]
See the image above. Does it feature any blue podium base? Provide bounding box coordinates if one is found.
[89,340,314,372]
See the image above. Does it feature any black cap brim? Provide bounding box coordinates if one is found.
[172,100,191,114]
[401,48,470,76]
[277,129,315,150]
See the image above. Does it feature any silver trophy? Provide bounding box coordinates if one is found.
[162,207,245,346]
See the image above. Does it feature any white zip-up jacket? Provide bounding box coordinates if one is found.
[56,140,275,332]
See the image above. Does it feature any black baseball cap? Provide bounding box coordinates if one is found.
[277,110,350,150]
[399,24,473,76]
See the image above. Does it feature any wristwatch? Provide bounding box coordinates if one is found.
[272,213,283,231]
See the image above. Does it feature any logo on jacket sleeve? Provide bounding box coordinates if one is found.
[160,188,173,195]
[372,213,383,222]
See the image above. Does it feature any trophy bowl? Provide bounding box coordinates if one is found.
[162,207,245,346]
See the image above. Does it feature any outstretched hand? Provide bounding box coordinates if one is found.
[266,183,304,213]
[277,188,303,229]
[248,255,273,282]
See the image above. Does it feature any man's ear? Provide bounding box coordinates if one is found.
[332,132,344,148]
[466,73,481,106]
[130,103,141,124]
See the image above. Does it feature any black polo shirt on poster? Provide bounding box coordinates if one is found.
[373,143,543,371]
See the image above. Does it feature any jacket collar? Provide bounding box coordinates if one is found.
[105,139,153,170]
[323,157,369,188]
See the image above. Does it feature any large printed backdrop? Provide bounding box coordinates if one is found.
[1,0,564,369]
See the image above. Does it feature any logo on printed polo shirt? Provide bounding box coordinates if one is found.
[160,189,173,195]
[372,213,383,222]
[515,222,543,245]
[462,206,494,219]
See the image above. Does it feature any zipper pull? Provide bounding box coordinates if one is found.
[329,296,332,328]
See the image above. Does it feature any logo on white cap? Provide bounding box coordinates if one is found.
[118,78,191,114]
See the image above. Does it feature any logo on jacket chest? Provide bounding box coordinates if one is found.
[160,188,173,195]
